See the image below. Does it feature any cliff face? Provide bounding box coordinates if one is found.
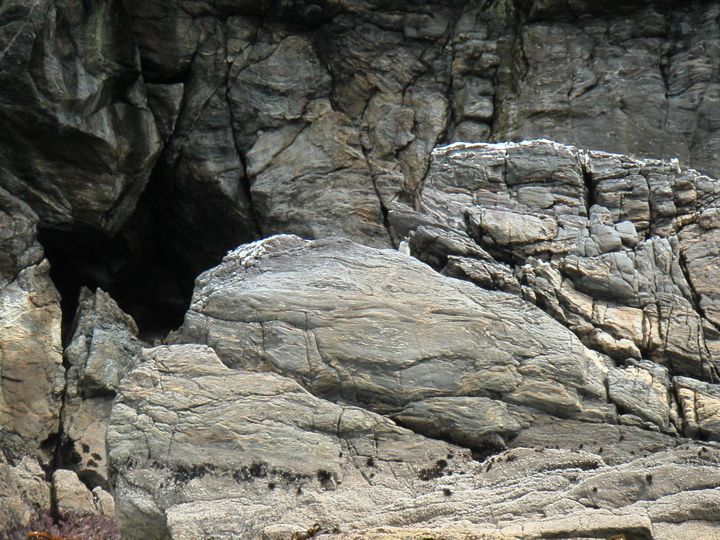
[2,1,720,539]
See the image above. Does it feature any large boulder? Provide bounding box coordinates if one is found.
[179,234,614,439]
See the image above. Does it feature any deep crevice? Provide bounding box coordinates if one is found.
[581,158,596,214]
[37,168,203,342]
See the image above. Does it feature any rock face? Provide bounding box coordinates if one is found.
[179,235,613,439]
[62,287,142,489]
[0,0,162,234]
[0,187,64,463]
[108,344,720,540]
[493,1,720,179]
[5,0,720,538]
[108,344,470,540]
[0,454,52,538]
[116,0,720,281]
[420,140,720,387]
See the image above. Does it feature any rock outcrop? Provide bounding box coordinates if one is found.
[419,140,720,386]
[0,187,64,464]
[179,234,614,441]
[62,287,142,489]
[4,0,720,538]
[0,454,51,538]
[108,344,470,540]
[107,343,720,540]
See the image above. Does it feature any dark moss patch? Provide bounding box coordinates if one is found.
[418,459,448,481]
[317,469,334,488]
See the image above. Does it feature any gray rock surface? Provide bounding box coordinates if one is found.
[0,189,64,463]
[179,234,613,433]
[5,0,720,537]
[107,344,720,539]
[494,2,720,179]
[418,140,720,388]
[53,469,99,519]
[108,344,470,540]
[62,287,142,489]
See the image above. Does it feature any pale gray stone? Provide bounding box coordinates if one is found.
[108,344,471,540]
[53,469,97,519]
[62,287,142,489]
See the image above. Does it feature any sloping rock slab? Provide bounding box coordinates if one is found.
[108,345,720,539]
[108,344,472,540]
[179,234,612,433]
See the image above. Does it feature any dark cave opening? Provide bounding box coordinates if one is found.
[39,224,192,343]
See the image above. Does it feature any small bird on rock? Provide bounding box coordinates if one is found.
[670,157,681,174]
[398,237,411,255]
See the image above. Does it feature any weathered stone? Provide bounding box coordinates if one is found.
[0,187,44,288]
[65,288,142,398]
[391,397,527,450]
[508,415,680,466]
[250,110,390,246]
[0,455,52,538]
[146,83,185,143]
[0,259,64,462]
[419,140,720,385]
[107,343,720,540]
[442,255,523,296]
[608,360,675,433]
[53,469,97,519]
[180,235,610,426]
[62,287,142,489]
[675,377,720,441]
[108,344,471,540]
[494,3,720,180]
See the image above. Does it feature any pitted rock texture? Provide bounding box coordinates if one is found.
[107,344,472,540]
[62,287,142,490]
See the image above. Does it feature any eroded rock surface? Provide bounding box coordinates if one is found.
[107,344,720,540]
[418,140,720,391]
[179,234,615,444]
[0,188,64,463]
[4,0,720,538]
[0,454,51,539]
[108,344,471,540]
[62,287,142,490]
